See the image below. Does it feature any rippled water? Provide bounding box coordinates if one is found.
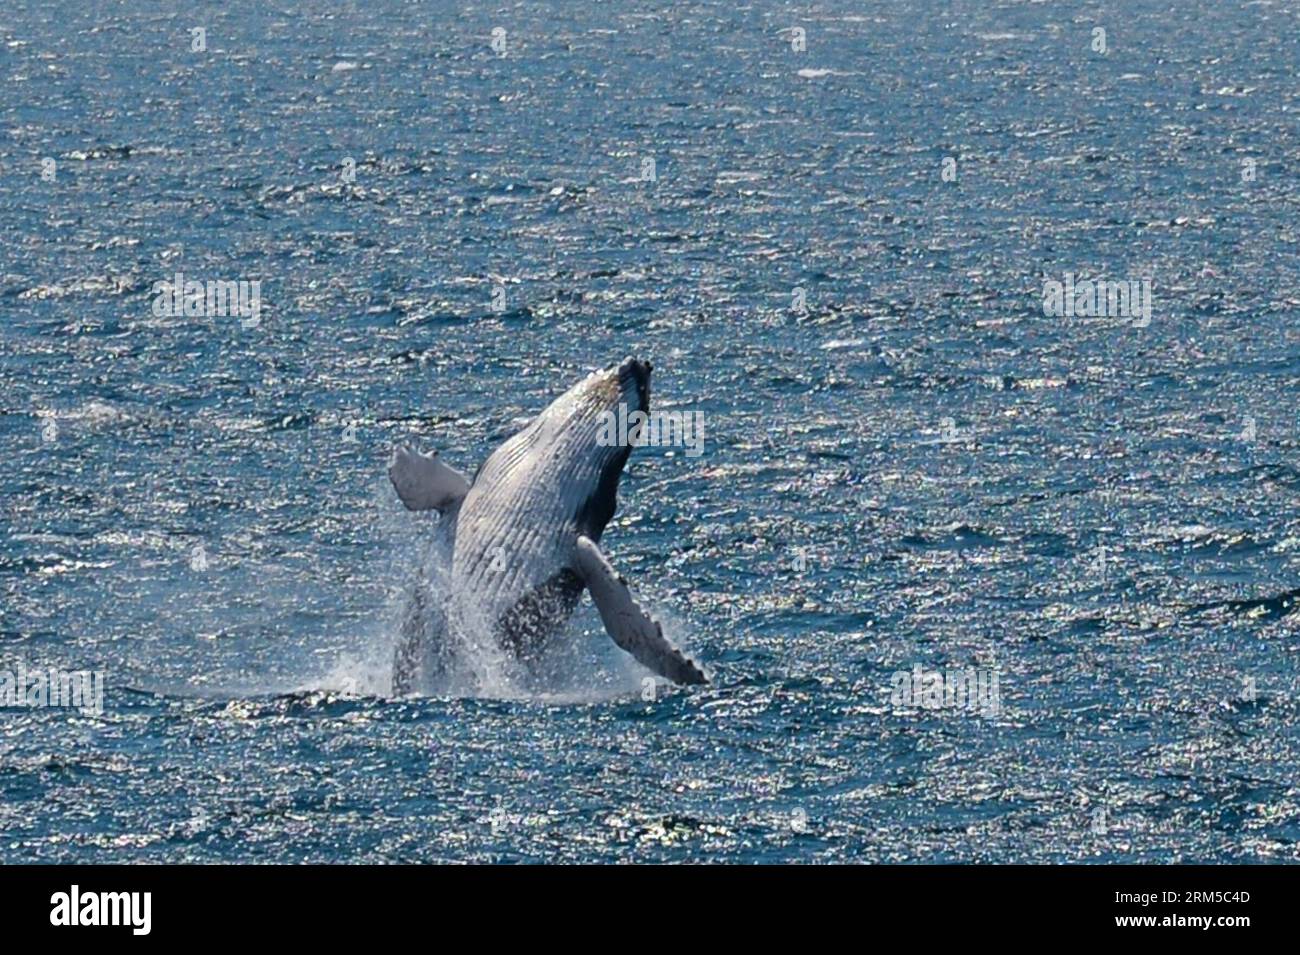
[2,0,1299,862]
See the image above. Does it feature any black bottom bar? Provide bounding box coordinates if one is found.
[0,864,1282,941]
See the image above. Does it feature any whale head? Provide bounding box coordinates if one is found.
[533,356,649,442]
[602,355,652,428]
[528,356,651,539]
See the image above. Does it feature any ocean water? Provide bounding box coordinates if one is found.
[2,0,1299,863]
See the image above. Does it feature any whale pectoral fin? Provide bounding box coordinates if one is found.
[389,446,471,512]
[574,535,707,686]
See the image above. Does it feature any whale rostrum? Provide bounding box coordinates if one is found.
[388,357,707,693]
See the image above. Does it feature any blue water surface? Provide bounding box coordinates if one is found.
[2,0,1299,862]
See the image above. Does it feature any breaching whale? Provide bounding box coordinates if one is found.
[388,357,707,694]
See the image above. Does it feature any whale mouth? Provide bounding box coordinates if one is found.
[614,356,651,414]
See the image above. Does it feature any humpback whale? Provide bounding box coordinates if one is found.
[389,358,707,694]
